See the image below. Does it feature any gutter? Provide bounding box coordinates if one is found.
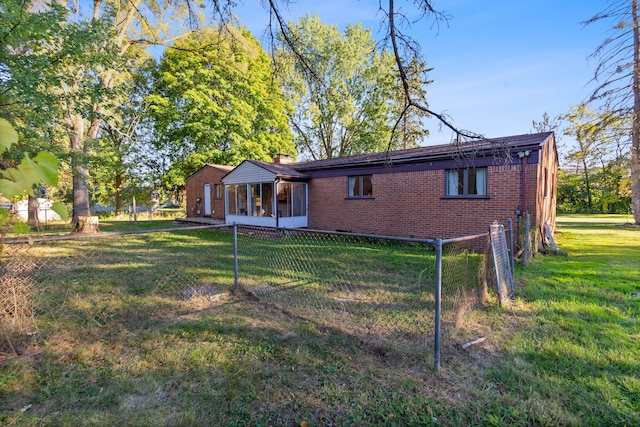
[517,150,530,215]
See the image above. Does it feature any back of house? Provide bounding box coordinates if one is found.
[194,132,557,246]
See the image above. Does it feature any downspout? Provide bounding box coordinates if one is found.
[516,150,531,260]
[518,151,530,215]
[275,179,280,228]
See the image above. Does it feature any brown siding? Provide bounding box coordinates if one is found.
[185,165,230,220]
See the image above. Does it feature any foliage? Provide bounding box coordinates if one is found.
[90,56,156,214]
[1,0,204,229]
[0,0,70,211]
[0,118,66,241]
[560,104,632,213]
[275,14,420,160]
[148,25,295,188]
[557,161,631,214]
[583,0,640,224]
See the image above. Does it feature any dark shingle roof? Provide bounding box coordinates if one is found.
[219,132,554,180]
[245,160,309,179]
[292,132,553,171]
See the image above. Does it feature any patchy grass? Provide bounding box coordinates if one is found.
[486,213,640,426]
[1,215,639,425]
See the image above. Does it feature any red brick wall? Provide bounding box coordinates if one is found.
[308,164,540,240]
[185,166,228,220]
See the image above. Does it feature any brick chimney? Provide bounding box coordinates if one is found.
[273,153,293,164]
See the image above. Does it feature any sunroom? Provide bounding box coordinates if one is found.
[221,159,309,228]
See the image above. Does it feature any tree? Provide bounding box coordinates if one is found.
[275,14,424,160]
[0,0,70,228]
[148,25,295,185]
[91,57,155,216]
[564,105,602,209]
[184,1,485,148]
[56,1,155,231]
[532,112,563,134]
[392,55,432,150]
[562,104,632,213]
[584,0,640,223]
[10,0,202,232]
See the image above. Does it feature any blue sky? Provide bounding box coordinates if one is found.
[231,0,612,147]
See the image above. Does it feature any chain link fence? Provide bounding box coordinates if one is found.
[234,225,497,368]
[0,227,232,357]
[2,223,510,369]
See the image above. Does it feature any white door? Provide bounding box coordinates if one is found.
[203,184,212,216]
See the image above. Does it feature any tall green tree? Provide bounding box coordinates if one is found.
[584,0,640,223]
[148,25,295,187]
[275,14,417,160]
[90,56,155,215]
[11,0,201,232]
[0,0,71,226]
[392,55,431,150]
[564,104,631,212]
[564,105,602,209]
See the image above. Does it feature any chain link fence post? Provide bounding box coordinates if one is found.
[508,217,515,278]
[434,238,442,371]
[233,222,239,290]
[524,213,531,267]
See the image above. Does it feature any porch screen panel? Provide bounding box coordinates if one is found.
[237,184,248,215]
[250,183,261,216]
[261,183,274,217]
[292,183,307,217]
[277,183,291,217]
[226,185,237,215]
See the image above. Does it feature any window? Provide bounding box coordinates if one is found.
[250,183,261,216]
[226,185,236,215]
[227,182,305,218]
[445,168,487,196]
[277,183,291,217]
[236,185,248,215]
[277,182,307,217]
[348,175,373,197]
[214,184,224,199]
[261,183,274,217]
[292,183,307,216]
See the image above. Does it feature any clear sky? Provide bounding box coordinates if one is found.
[231,0,612,146]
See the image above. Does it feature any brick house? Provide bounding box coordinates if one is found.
[185,164,233,220]
[216,132,557,242]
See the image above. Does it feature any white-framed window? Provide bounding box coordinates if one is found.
[277,182,307,217]
[445,167,487,196]
[348,175,373,197]
[214,184,224,199]
[227,182,307,218]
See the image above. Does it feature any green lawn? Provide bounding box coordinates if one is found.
[7,217,191,238]
[0,215,638,426]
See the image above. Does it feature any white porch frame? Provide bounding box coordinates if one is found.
[224,181,308,228]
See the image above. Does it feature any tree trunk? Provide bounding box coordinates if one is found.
[582,157,592,209]
[633,0,640,223]
[68,114,98,233]
[115,172,123,216]
[74,215,99,234]
[27,193,39,229]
